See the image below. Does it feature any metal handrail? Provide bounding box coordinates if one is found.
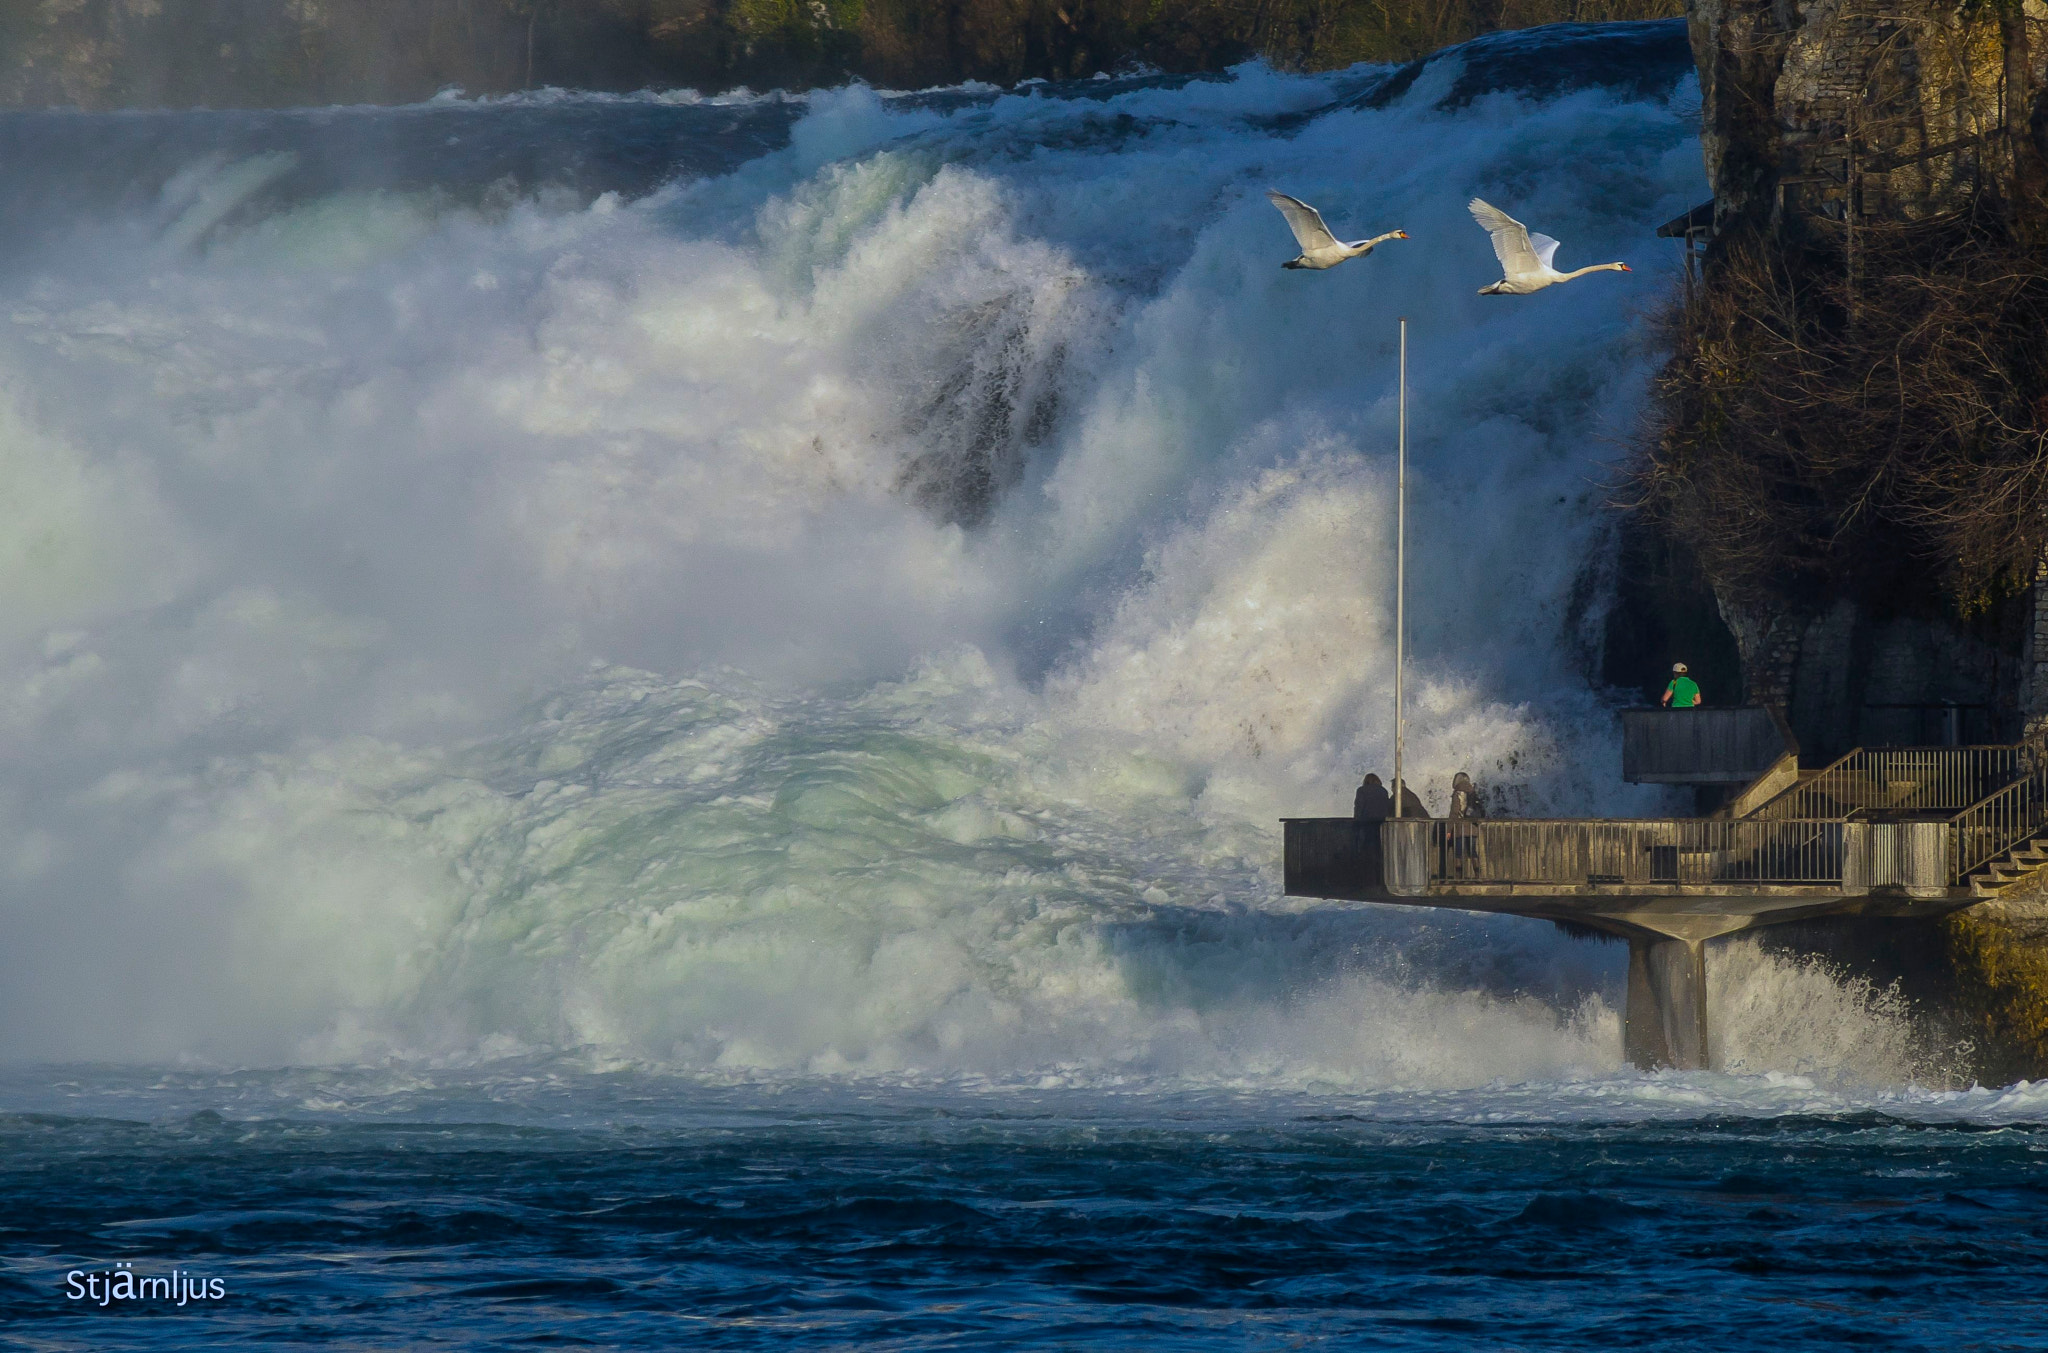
[1746,744,2026,821]
[1401,818,1849,887]
[1949,770,2048,881]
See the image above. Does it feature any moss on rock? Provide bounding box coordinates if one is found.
[1942,901,2048,1083]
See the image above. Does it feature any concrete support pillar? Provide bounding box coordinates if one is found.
[1624,936,1709,1070]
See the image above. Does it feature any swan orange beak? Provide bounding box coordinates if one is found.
[1619,263,1632,271]
[1396,231,1409,239]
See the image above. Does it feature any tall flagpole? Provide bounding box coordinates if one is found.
[1393,318,1407,819]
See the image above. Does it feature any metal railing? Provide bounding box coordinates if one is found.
[1747,745,2029,821]
[1287,727,2048,900]
[1388,818,1849,889]
[1950,770,2048,881]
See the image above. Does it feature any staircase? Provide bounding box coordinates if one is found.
[1967,834,2048,899]
[1745,743,2032,822]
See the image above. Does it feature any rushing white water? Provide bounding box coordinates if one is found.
[0,41,1952,1093]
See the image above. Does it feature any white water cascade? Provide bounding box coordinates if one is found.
[0,36,1943,1088]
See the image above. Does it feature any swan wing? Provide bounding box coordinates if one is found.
[1528,232,1562,271]
[1268,191,1339,252]
[1468,197,1542,277]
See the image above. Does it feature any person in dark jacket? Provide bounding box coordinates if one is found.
[1358,773,1427,819]
[1354,773,1392,821]
[1446,771,1485,877]
[1394,781,1427,818]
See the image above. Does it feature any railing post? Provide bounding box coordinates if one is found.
[1840,821,1869,896]
[1901,821,1948,897]
[1382,819,1432,897]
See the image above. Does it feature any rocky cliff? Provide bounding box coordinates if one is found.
[1692,0,2041,236]
[1639,0,2048,759]
[1652,0,2048,1076]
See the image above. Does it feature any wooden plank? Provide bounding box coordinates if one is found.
[1622,707,1789,783]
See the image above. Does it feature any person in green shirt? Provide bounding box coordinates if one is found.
[1662,662,1702,709]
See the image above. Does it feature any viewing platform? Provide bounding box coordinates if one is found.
[1285,710,2048,1070]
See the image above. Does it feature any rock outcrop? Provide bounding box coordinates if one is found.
[1691,0,2043,239]
[1659,3,2048,1076]
[1637,3,2048,759]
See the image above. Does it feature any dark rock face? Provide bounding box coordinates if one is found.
[1637,1,2048,747]
[1655,3,2048,1077]
[1775,603,2018,760]
[1690,0,2035,240]
[891,286,1088,530]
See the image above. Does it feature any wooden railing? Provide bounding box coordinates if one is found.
[1747,745,2028,821]
[1621,706,1794,784]
[1384,818,1850,891]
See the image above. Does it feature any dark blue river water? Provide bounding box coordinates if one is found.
[4,1067,2048,1349]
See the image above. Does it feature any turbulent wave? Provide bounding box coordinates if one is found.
[0,27,1950,1097]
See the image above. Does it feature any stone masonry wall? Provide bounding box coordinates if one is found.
[1691,0,2042,238]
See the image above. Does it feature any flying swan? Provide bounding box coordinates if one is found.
[1468,198,1629,294]
[1267,191,1407,270]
